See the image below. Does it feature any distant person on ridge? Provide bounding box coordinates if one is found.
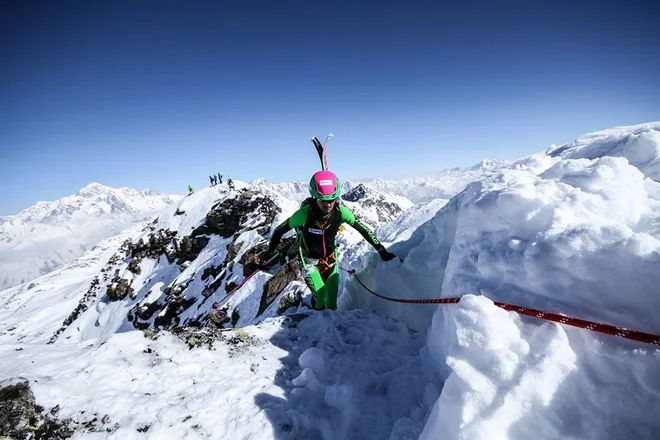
[261,170,396,310]
[188,185,194,195]
[217,173,223,184]
[227,178,234,191]
[261,195,273,213]
[209,175,215,186]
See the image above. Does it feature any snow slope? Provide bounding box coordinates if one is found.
[0,183,181,290]
[0,226,142,344]
[1,311,441,440]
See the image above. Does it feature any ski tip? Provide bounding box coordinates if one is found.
[328,133,334,137]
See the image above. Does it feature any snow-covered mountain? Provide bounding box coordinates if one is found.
[0,183,182,290]
[341,183,413,227]
[1,122,659,440]
[359,158,509,203]
[251,159,506,207]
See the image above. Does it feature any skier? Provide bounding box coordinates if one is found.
[217,173,223,184]
[187,185,194,196]
[227,178,234,191]
[261,170,396,310]
[209,175,215,186]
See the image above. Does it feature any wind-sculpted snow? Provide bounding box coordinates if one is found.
[548,121,660,181]
[421,295,659,440]
[344,122,660,439]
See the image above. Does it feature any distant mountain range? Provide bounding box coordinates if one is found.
[0,183,182,291]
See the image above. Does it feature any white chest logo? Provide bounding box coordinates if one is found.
[308,228,323,235]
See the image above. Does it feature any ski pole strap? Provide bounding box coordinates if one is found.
[341,268,660,346]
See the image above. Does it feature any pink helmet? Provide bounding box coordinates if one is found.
[309,170,341,201]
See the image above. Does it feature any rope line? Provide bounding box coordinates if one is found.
[341,268,660,346]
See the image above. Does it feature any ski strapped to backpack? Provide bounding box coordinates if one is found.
[211,251,280,309]
[311,134,334,170]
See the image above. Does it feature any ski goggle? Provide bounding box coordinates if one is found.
[317,198,337,205]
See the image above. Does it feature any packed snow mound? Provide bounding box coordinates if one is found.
[0,183,181,290]
[548,121,660,181]
[377,198,450,245]
[421,295,660,440]
[343,122,660,440]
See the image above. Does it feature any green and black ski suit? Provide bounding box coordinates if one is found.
[267,198,383,310]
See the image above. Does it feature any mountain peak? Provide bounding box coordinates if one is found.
[470,158,502,171]
[76,182,112,197]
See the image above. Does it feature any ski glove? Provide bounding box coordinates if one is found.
[377,247,397,262]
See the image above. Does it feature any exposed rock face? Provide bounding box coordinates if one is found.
[126,190,283,332]
[106,269,134,301]
[0,378,73,439]
[341,184,369,202]
[196,190,279,238]
[257,260,303,317]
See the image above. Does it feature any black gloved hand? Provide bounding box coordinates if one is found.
[377,247,397,262]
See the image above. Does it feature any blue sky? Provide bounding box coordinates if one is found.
[1,0,659,215]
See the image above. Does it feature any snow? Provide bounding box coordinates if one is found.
[0,310,440,440]
[0,183,181,291]
[1,122,660,439]
[548,122,660,181]
[421,295,660,440]
[0,226,142,344]
[342,122,660,439]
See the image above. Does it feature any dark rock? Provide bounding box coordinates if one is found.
[176,236,210,265]
[257,260,302,316]
[210,308,230,327]
[106,278,133,301]
[136,302,161,320]
[127,259,141,275]
[0,378,73,439]
[231,308,240,327]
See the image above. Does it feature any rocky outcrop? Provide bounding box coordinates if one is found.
[52,187,304,339]
[0,378,73,439]
[195,189,278,238]
[257,260,303,317]
[106,269,134,301]
[341,184,369,202]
